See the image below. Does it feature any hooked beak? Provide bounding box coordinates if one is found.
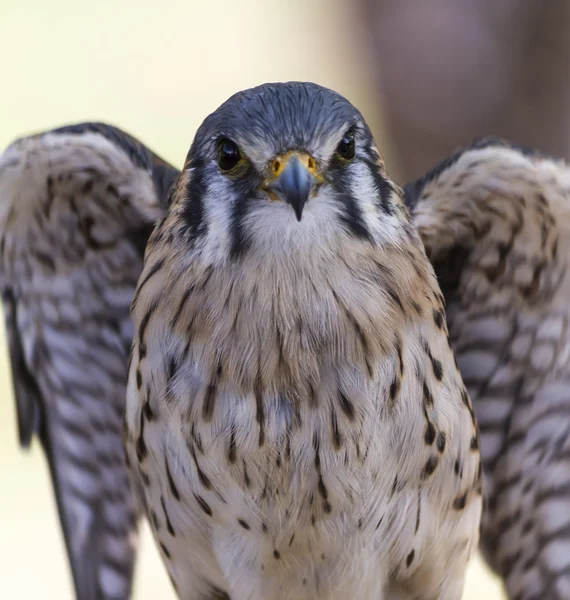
[263,152,322,221]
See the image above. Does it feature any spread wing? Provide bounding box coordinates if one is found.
[404,138,570,599]
[0,122,180,599]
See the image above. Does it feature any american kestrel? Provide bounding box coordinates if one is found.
[405,138,570,600]
[125,82,482,600]
[0,122,178,600]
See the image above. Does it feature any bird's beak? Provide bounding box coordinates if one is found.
[263,152,322,221]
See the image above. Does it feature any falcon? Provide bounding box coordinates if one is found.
[405,138,570,600]
[125,82,482,599]
[0,122,178,600]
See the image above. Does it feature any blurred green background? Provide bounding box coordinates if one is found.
[0,1,506,598]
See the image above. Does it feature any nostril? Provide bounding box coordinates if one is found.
[307,156,316,171]
[272,159,281,174]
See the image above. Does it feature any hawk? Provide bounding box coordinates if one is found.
[124,82,482,599]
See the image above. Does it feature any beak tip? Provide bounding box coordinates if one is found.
[267,154,316,223]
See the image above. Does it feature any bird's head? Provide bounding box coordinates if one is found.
[165,82,409,263]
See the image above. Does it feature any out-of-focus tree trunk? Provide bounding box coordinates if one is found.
[355,0,570,182]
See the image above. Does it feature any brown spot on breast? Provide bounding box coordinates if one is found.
[330,410,342,450]
[415,492,421,533]
[387,288,404,312]
[389,376,400,403]
[165,457,181,501]
[453,491,468,510]
[202,362,222,421]
[333,290,374,377]
[422,382,433,407]
[424,421,436,445]
[433,309,444,330]
[406,549,415,567]
[202,383,218,421]
[390,475,398,497]
[255,373,265,446]
[395,337,404,376]
[422,455,439,479]
[338,390,355,420]
[410,300,422,315]
[431,357,443,381]
[436,431,446,453]
[189,443,212,490]
[228,427,237,463]
[194,493,213,516]
[237,519,250,530]
[135,411,147,462]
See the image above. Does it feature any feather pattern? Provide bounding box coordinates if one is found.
[0,122,179,600]
[406,139,570,600]
[125,82,482,600]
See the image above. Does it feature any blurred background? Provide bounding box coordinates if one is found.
[5,0,569,597]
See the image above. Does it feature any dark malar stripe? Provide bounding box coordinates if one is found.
[335,191,374,242]
[229,195,252,260]
[182,158,208,241]
[362,155,395,215]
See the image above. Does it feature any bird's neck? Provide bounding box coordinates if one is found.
[151,233,440,392]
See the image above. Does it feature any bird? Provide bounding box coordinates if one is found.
[124,81,482,600]
[404,137,570,600]
[0,121,179,600]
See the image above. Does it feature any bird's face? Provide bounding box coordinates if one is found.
[174,82,403,260]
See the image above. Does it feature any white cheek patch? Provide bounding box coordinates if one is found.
[202,181,236,263]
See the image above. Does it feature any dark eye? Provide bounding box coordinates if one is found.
[336,129,355,160]
[218,138,241,171]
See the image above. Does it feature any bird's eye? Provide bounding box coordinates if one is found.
[218,138,241,171]
[336,130,356,160]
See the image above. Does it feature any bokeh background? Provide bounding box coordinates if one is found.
[6,0,567,596]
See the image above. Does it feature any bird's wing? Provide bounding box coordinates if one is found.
[404,137,570,597]
[0,122,180,600]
